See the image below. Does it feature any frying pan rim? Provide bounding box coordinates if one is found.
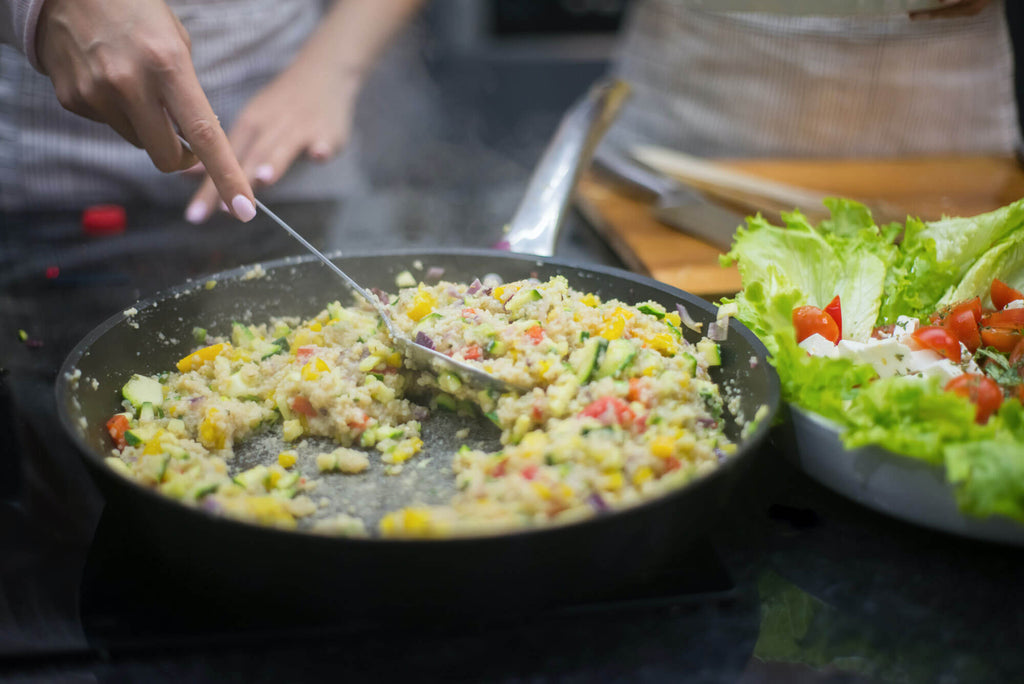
[55,247,780,547]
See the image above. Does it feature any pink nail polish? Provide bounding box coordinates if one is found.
[185,200,208,224]
[255,164,274,183]
[231,194,257,222]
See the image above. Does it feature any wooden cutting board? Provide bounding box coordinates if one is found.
[575,155,1024,298]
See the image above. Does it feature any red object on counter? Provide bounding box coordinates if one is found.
[81,205,126,235]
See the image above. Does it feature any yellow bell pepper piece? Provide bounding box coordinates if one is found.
[176,343,229,372]
[406,288,437,321]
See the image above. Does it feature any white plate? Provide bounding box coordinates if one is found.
[789,405,1024,546]
[681,0,949,14]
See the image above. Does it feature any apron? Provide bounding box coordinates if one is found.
[606,0,1019,158]
[0,0,365,211]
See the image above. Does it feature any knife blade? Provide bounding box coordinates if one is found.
[592,146,747,253]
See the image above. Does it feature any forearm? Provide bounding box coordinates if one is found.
[288,0,426,84]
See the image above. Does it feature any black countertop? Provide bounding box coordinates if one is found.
[2,195,1023,684]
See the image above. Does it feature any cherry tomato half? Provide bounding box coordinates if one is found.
[911,325,962,363]
[944,373,1003,425]
[792,305,839,344]
[944,308,982,354]
[980,327,1024,354]
[982,307,1024,330]
[991,278,1024,310]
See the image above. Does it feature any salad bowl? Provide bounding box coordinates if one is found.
[789,405,1024,546]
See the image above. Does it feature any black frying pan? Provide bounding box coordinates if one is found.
[56,248,779,618]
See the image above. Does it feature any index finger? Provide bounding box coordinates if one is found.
[161,69,256,222]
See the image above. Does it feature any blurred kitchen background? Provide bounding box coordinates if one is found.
[326,0,629,256]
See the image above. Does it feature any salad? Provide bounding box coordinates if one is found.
[722,197,1024,524]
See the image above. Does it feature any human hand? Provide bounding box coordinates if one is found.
[910,0,990,19]
[184,62,360,223]
[35,0,256,221]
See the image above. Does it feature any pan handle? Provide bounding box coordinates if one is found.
[500,79,631,257]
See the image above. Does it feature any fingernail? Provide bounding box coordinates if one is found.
[185,200,208,224]
[231,194,256,222]
[310,142,331,160]
[255,164,274,183]
[219,200,229,213]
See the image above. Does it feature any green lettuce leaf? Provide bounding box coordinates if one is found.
[881,198,1024,320]
[722,198,897,342]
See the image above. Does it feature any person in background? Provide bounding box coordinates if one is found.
[605,0,1017,159]
[0,0,424,221]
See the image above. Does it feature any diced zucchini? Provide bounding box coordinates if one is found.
[485,411,501,426]
[570,336,607,384]
[276,472,300,490]
[438,372,462,394]
[395,270,417,288]
[124,424,159,447]
[192,482,220,500]
[192,326,207,343]
[326,301,345,320]
[434,393,458,411]
[637,303,667,319]
[680,352,698,377]
[140,453,170,482]
[595,339,637,380]
[697,338,721,367]
[139,401,157,422]
[505,287,542,313]
[221,371,252,398]
[233,465,269,492]
[231,321,255,348]
[487,338,507,356]
[122,374,163,409]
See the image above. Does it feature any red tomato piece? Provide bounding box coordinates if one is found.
[911,326,962,363]
[944,309,982,354]
[792,306,839,344]
[980,327,1024,354]
[1010,338,1024,367]
[521,465,538,480]
[991,278,1024,310]
[526,325,544,344]
[932,297,983,326]
[944,373,1003,425]
[106,414,130,450]
[290,395,317,418]
[580,396,634,426]
[347,408,369,431]
[823,295,842,340]
[463,344,482,360]
[295,345,317,363]
[982,308,1024,330]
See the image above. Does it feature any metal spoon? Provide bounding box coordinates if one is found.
[176,78,628,394]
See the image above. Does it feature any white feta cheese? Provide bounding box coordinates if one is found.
[842,337,915,378]
[799,333,838,358]
[1005,299,1024,310]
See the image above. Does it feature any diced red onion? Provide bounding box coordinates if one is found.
[587,493,609,512]
[707,320,728,341]
[426,266,445,282]
[467,279,483,295]
[415,331,435,350]
[675,303,702,333]
[698,417,718,428]
[369,287,389,305]
[714,448,728,464]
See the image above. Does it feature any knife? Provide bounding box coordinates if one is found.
[591,146,747,253]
